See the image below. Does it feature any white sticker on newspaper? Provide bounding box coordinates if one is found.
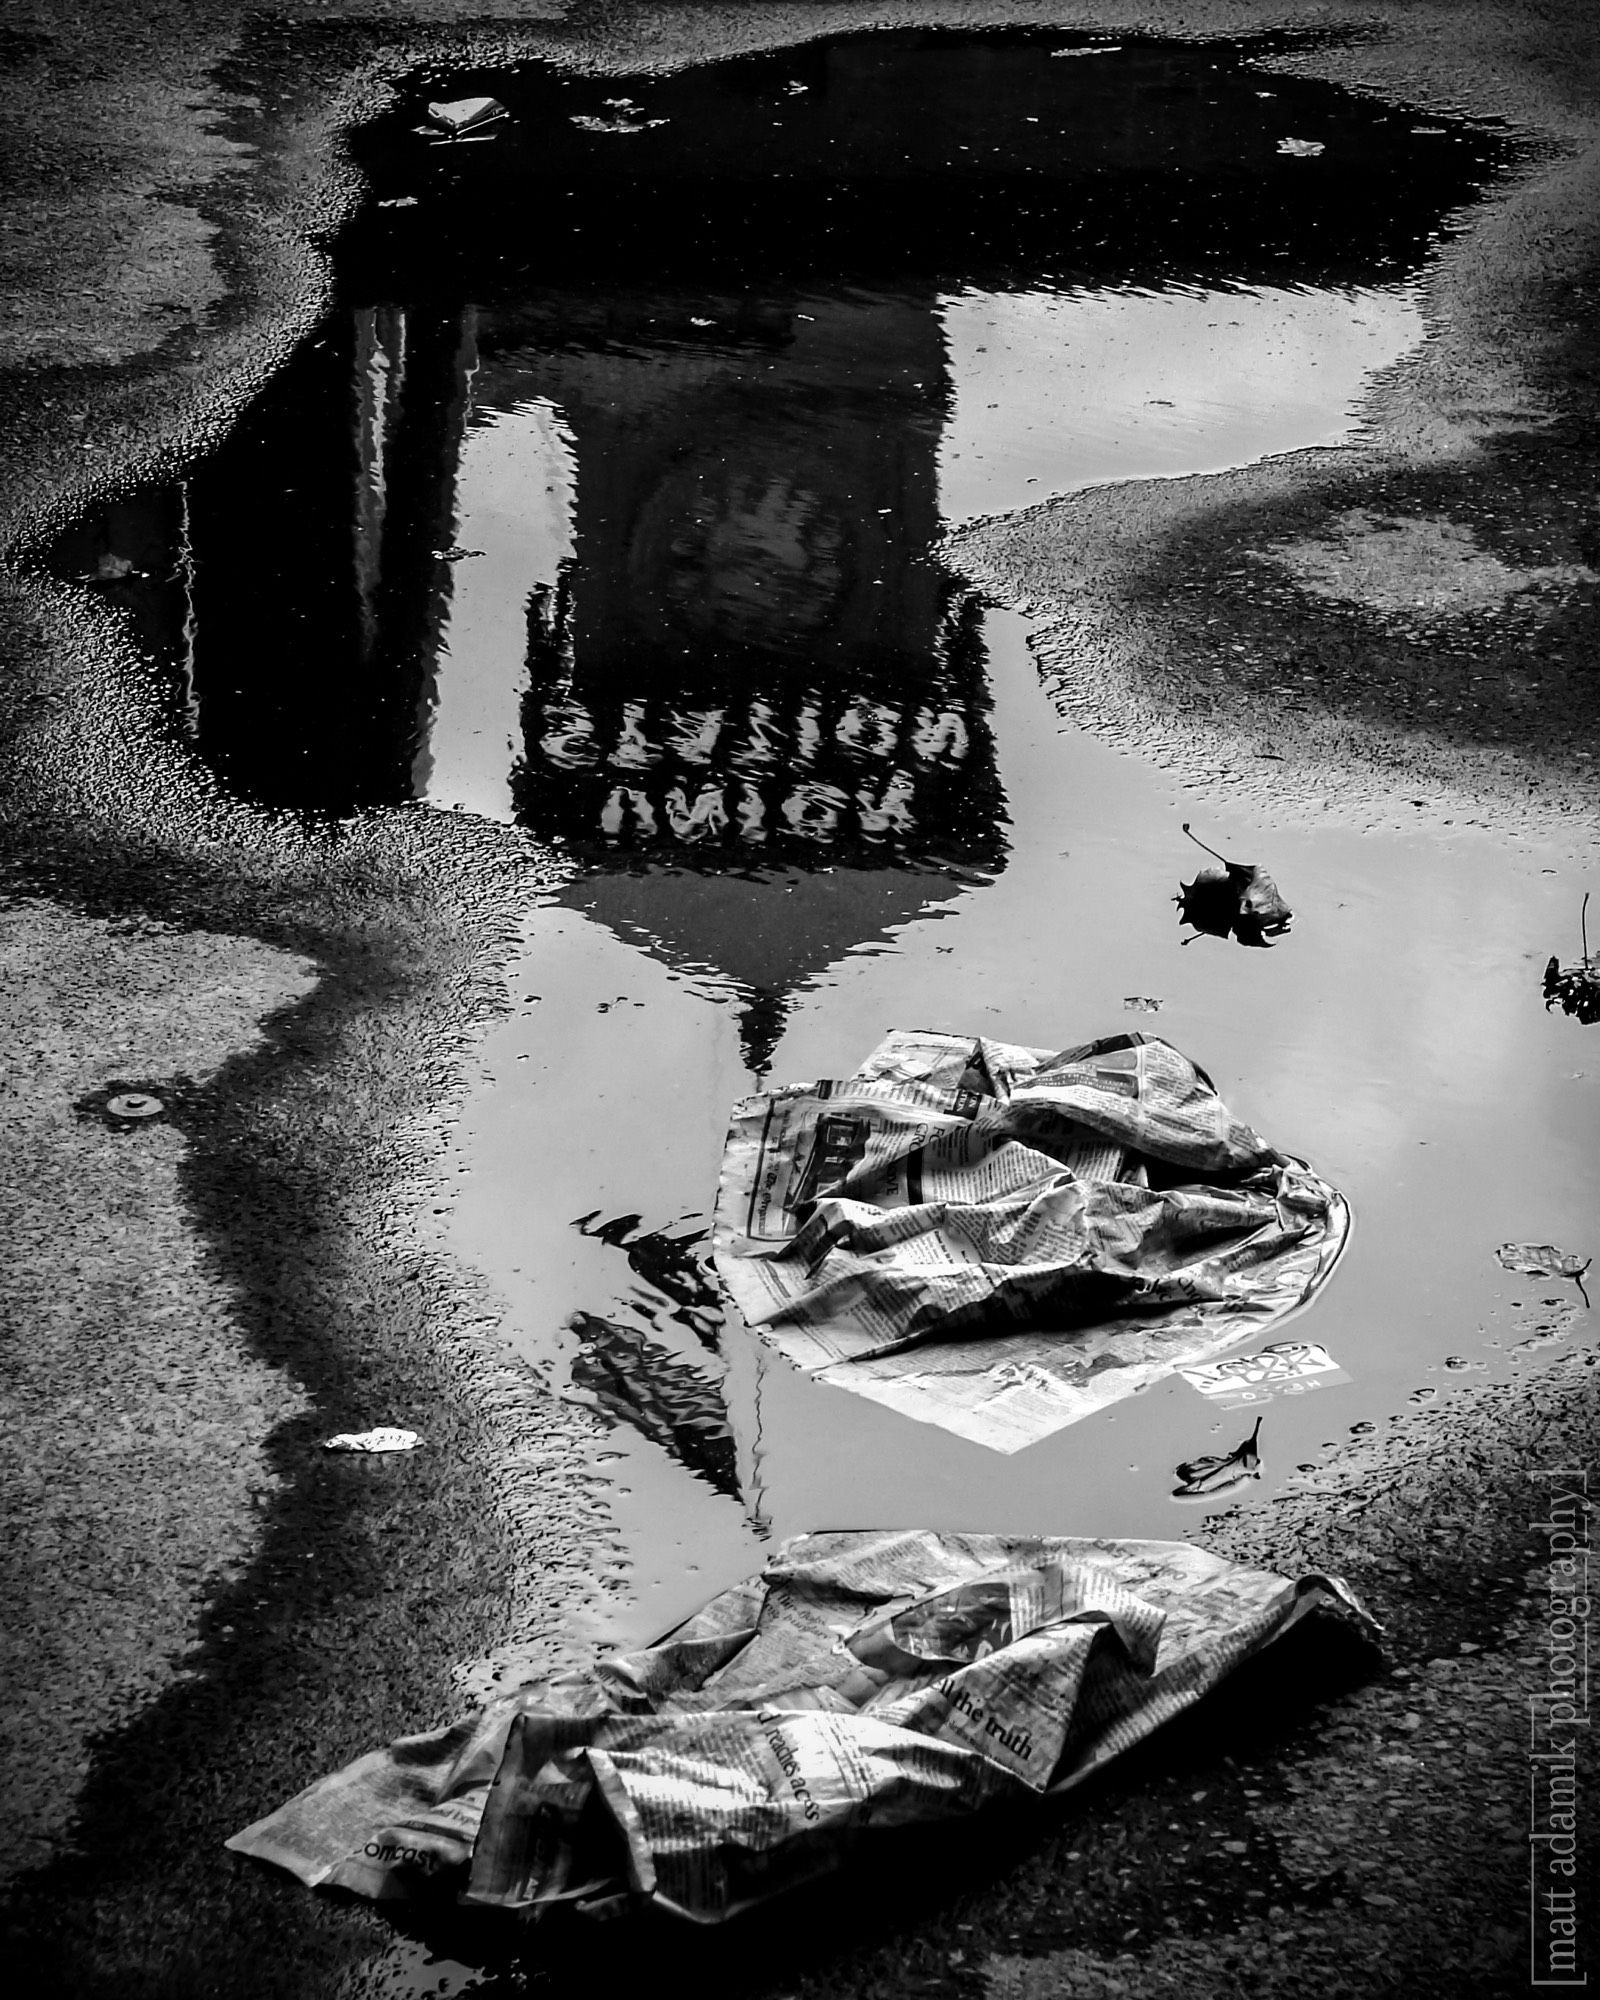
[1179,1341,1348,1408]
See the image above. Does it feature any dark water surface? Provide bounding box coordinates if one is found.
[55,33,1592,1672]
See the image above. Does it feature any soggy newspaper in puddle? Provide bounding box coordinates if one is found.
[713,1030,1348,1451]
[228,1530,1371,1923]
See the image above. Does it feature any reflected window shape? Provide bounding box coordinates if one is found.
[781,780,851,842]
[609,700,663,772]
[912,708,971,764]
[837,700,901,759]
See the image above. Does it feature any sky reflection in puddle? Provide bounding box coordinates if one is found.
[937,280,1420,519]
[419,276,1423,825]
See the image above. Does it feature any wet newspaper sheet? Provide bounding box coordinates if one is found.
[228,1531,1371,1923]
[713,1030,1349,1451]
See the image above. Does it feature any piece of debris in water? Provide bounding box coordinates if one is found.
[1278,137,1326,157]
[79,553,140,584]
[1495,1241,1592,1305]
[423,97,509,140]
[1173,1416,1263,1499]
[323,1427,422,1453]
[570,111,668,135]
[1543,893,1600,1024]
[1175,823,1293,947]
[1122,995,1163,1013]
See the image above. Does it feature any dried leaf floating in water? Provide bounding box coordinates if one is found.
[1175,824,1293,948]
[1173,1414,1264,1499]
[1543,893,1600,1025]
[1495,1241,1592,1306]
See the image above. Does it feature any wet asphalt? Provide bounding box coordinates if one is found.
[0,4,1595,1996]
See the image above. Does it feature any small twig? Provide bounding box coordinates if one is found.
[1181,822,1230,867]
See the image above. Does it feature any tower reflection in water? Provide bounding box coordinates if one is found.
[486,285,1004,1069]
[318,275,1011,1068]
[54,30,1507,1066]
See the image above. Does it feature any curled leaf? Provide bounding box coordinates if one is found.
[1542,893,1600,1024]
[1173,1415,1264,1499]
[1175,825,1293,948]
[1496,1242,1592,1304]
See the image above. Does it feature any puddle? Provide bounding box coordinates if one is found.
[54,31,1507,815]
[459,604,1598,1644]
[49,28,1585,1669]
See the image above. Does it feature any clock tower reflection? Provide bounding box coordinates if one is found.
[476,285,1008,1070]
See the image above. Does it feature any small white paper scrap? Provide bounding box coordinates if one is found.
[323,1427,421,1454]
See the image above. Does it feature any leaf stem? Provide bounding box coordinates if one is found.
[1181,822,1230,867]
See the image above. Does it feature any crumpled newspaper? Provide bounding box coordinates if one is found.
[227,1530,1372,1923]
[713,1030,1349,1451]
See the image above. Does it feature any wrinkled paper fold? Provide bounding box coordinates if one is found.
[229,1530,1372,1923]
[713,1030,1349,1450]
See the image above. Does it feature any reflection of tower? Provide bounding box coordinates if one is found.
[180,305,476,810]
[550,588,1003,1075]
[503,291,1005,876]
[479,287,1009,1070]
